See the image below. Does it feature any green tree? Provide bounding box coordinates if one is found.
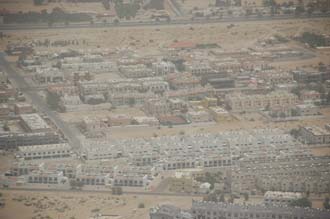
[243,193,249,201]
[128,98,135,107]
[34,0,45,5]
[46,92,60,110]
[112,186,123,195]
[324,197,330,209]
[70,180,84,190]
[289,197,312,208]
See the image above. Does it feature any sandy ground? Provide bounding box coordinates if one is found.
[1,18,330,56]
[312,147,330,157]
[92,107,330,139]
[0,189,327,219]
[0,189,198,219]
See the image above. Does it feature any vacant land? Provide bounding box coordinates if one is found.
[0,189,198,219]
[1,18,330,58]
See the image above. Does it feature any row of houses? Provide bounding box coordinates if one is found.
[150,200,330,219]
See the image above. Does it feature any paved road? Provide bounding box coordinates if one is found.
[0,52,81,151]
[0,187,204,198]
[0,14,329,31]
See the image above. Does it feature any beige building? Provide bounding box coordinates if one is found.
[226,91,298,112]
[209,107,232,122]
[299,126,330,145]
[144,98,171,116]
[18,143,72,160]
[14,103,35,115]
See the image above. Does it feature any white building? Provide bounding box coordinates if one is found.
[264,191,303,206]
[152,61,176,76]
[18,143,72,160]
[299,126,330,145]
[20,113,51,133]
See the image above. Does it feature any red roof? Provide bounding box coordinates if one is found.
[169,41,196,49]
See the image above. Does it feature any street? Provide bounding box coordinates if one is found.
[0,52,81,151]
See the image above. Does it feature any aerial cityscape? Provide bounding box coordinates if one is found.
[0,0,330,219]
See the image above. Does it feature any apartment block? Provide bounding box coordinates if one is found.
[20,113,51,133]
[18,143,72,160]
[299,126,330,144]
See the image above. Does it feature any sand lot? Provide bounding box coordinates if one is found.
[0,189,198,219]
[0,189,327,219]
[1,18,330,56]
[96,107,330,139]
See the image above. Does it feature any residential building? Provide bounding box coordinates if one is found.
[296,104,320,116]
[264,191,303,206]
[226,91,298,112]
[112,173,149,187]
[191,200,330,219]
[0,103,10,118]
[150,205,193,219]
[20,113,51,133]
[25,170,69,187]
[299,126,330,144]
[167,72,201,90]
[14,103,35,114]
[209,107,232,122]
[144,98,171,116]
[34,67,64,84]
[186,109,213,123]
[185,61,214,76]
[18,143,72,160]
[119,64,154,78]
[0,132,61,150]
[152,61,176,75]
[133,116,159,126]
[0,71,8,84]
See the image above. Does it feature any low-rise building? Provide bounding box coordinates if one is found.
[299,126,330,144]
[119,64,154,78]
[209,107,232,122]
[167,72,201,90]
[0,132,61,150]
[296,104,320,116]
[186,109,212,123]
[25,170,69,187]
[133,116,159,126]
[112,173,149,187]
[108,115,132,127]
[34,67,64,84]
[198,200,330,219]
[20,113,51,133]
[150,205,193,219]
[0,71,8,85]
[144,98,171,116]
[14,103,35,115]
[300,90,321,103]
[264,191,303,206]
[185,61,214,76]
[192,200,330,219]
[0,103,10,118]
[0,83,16,103]
[18,143,72,160]
[226,91,298,112]
[152,61,176,76]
